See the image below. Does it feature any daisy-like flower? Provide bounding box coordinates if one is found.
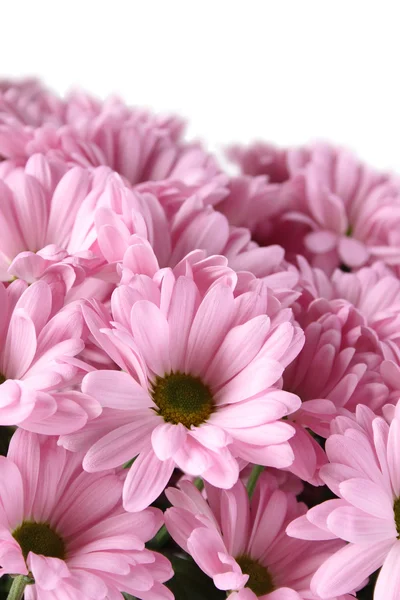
[222,141,400,274]
[164,473,350,600]
[0,79,223,190]
[0,428,173,600]
[0,153,120,287]
[283,309,387,483]
[298,258,400,362]
[60,260,304,511]
[287,403,400,600]
[93,180,299,304]
[0,279,99,433]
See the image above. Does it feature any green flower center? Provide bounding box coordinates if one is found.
[394,498,400,537]
[0,373,6,384]
[151,371,214,428]
[12,521,66,561]
[236,555,275,597]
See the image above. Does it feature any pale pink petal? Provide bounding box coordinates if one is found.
[2,310,37,379]
[8,429,40,516]
[186,527,232,584]
[338,478,393,519]
[220,482,250,557]
[215,359,283,405]
[83,413,159,472]
[168,276,200,372]
[267,589,302,600]
[123,449,175,512]
[205,315,271,386]
[327,506,396,543]
[374,540,400,600]
[0,457,24,528]
[305,230,338,253]
[28,554,69,590]
[82,370,150,410]
[338,236,369,268]
[130,301,171,376]
[186,284,234,377]
[151,422,187,460]
[311,540,393,598]
[387,418,400,497]
[250,490,288,559]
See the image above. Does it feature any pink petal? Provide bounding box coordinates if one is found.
[311,540,394,598]
[338,236,369,268]
[8,429,40,517]
[252,490,289,561]
[27,554,69,590]
[14,281,52,334]
[215,358,283,405]
[151,422,187,460]
[130,301,171,376]
[374,540,400,600]
[205,315,271,387]
[220,482,250,557]
[46,167,90,247]
[0,457,24,529]
[211,397,297,428]
[168,276,200,372]
[186,527,232,584]
[267,589,302,600]
[83,413,158,472]
[286,515,336,541]
[327,506,396,543]
[2,310,36,379]
[82,370,150,410]
[387,418,400,497]
[186,284,234,377]
[123,449,175,512]
[54,473,122,537]
[202,448,239,489]
[305,230,338,254]
[338,478,393,519]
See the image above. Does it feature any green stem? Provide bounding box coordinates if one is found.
[193,476,204,491]
[247,465,264,498]
[151,524,170,548]
[7,576,28,600]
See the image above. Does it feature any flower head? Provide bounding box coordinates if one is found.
[287,404,400,599]
[0,429,173,600]
[0,81,222,190]
[61,260,304,511]
[0,279,99,433]
[222,141,400,274]
[164,473,348,599]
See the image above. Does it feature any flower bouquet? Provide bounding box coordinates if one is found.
[0,79,397,600]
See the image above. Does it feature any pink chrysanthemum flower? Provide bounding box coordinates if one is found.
[60,261,304,511]
[164,474,350,600]
[298,258,400,362]
[222,141,400,274]
[280,261,391,483]
[0,153,121,287]
[0,428,173,600]
[93,180,299,304]
[0,279,100,433]
[287,404,400,600]
[0,80,223,190]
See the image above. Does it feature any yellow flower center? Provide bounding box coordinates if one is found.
[236,555,275,596]
[13,521,66,561]
[151,371,214,428]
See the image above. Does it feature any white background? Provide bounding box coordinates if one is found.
[2,1,400,171]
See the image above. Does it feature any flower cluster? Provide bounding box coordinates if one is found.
[0,79,398,600]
